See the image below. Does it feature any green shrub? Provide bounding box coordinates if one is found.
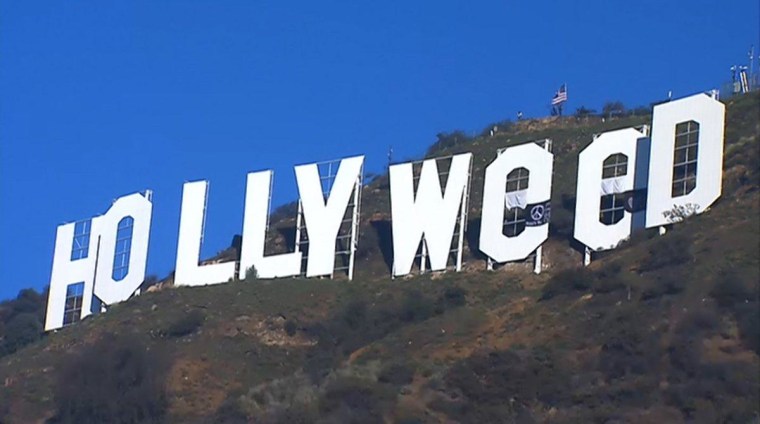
[399,290,435,323]
[639,232,692,272]
[438,348,570,422]
[268,405,318,424]
[1,312,42,355]
[319,377,393,424]
[439,286,467,308]
[734,302,760,354]
[592,278,626,294]
[0,288,46,357]
[164,309,205,338]
[602,101,626,118]
[378,363,415,386]
[598,309,661,380]
[244,265,259,282]
[284,320,298,337]
[540,268,593,300]
[710,272,753,308]
[427,131,471,156]
[640,270,688,301]
[341,301,368,330]
[51,333,168,424]
[212,396,250,424]
[396,416,425,424]
[591,262,625,294]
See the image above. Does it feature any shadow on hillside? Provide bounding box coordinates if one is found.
[465,218,489,261]
[370,220,394,273]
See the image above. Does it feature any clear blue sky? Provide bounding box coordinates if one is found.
[1,0,757,301]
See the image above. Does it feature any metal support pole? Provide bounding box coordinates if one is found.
[420,242,427,274]
[92,235,104,315]
[749,45,755,91]
[200,182,209,245]
[347,173,361,281]
[533,246,542,274]
[455,173,469,273]
[533,137,551,275]
[294,200,304,275]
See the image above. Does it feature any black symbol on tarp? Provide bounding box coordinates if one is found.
[623,189,647,213]
[525,200,550,227]
[530,205,545,221]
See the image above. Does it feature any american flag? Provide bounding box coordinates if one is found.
[551,84,567,105]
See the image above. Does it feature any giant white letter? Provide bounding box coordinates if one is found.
[574,128,646,251]
[646,93,724,227]
[295,156,364,277]
[175,181,236,286]
[239,171,302,279]
[390,153,472,276]
[45,191,152,331]
[93,193,153,305]
[479,143,553,262]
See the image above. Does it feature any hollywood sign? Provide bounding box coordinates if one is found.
[44,93,725,331]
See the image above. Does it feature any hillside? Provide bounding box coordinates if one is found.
[0,92,758,424]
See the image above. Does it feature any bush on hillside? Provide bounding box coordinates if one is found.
[708,270,759,354]
[284,320,298,337]
[665,312,759,420]
[639,232,692,272]
[602,101,626,118]
[244,265,259,282]
[304,290,447,379]
[640,270,688,300]
[597,309,661,380]
[212,396,251,424]
[399,290,435,323]
[426,131,471,156]
[163,309,205,338]
[438,286,467,309]
[51,333,168,424]
[574,106,597,118]
[378,363,415,386]
[591,261,626,294]
[8,288,46,317]
[710,271,753,308]
[1,312,42,355]
[734,302,760,354]
[540,268,593,300]
[437,348,570,422]
[0,288,46,357]
[319,377,394,424]
[341,300,368,331]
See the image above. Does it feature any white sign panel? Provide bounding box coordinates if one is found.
[479,143,553,262]
[44,92,727,330]
[389,153,472,276]
[175,181,237,287]
[239,170,303,280]
[646,93,725,227]
[574,127,645,251]
[238,156,364,279]
[45,192,152,331]
[295,156,364,277]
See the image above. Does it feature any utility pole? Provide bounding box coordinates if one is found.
[749,45,755,90]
